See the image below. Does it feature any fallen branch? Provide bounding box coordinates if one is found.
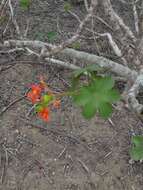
[128,70,143,114]
[45,58,80,70]
[61,48,137,81]
[4,39,137,80]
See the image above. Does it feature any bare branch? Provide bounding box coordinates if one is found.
[45,58,80,70]
[83,0,89,11]
[61,48,137,80]
[96,32,127,65]
[45,2,98,56]
[94,15,113,31]
[8,0,21,36]
[139,1,143,35]
[63,9,127,65]
[101,0,136,42]
[3,39,137,81]
[0,0,8,16]
[133,0,139,34]
[4,40,54,49]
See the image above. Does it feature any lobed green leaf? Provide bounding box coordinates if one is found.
[130,135,143,161]
[72,75,120,119]
[130,146,143,161]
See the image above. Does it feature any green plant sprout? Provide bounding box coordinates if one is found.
[63,2,73,12]
[47,31,57,42]
[20,0,31,10]
[130,136,143,161]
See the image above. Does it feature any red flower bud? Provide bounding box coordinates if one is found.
[53,100,61,109]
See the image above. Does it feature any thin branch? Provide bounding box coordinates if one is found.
[84,0,89,11]
[44,3,97,56]
[94,15,114,31]
[25,47,40,57]
[8,0,21,36]
[96,32,127,65]
[24,19,30,38]
[0,0,8,16]
[4,40,54,49]
[45,57,80,70]
[133,0,139,34]
[101,0,136,42]
[69,10,126,64]
[0,47,24,54]
[0,94,26,116]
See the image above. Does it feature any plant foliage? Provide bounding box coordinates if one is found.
[71,65,120,119]
[64,2,72,12]
[47,31,57,42]
[20,0,31,9]
[130,135,143,161]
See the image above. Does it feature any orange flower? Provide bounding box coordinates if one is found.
[27,84,42,103]
[53,100,61,109]
[38,107,50,122]
[27,91,40,103]
[31,84,42,95]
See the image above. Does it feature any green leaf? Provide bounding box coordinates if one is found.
[130,146,143,161]
[47,31,57,42]
[132,136,143,147]
[35,32,45,41]
[93,76,115,91]
[72,76,120,119]
[64,2,72,12]
[99,103,112,118]
[107,89,121,103]
[82,103,97,119]
[60,115,65,126]
[130,136,143,161]
[41,94,53,105]
[20,0,30,9]
[35,95,53,113]
[73,87,90,106]
[70,76,80,90]
[35,104,43,112]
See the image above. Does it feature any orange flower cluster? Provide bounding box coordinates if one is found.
[26,79,61,122]
[27,84,42,103]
